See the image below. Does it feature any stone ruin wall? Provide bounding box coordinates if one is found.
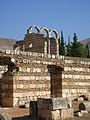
[1,53,64,107]
[0,65,8,106]
[62,57,90,100]
[24,33,47,53]
[17,33,57,55]
[0,52,90,107]
[12,55,54,107]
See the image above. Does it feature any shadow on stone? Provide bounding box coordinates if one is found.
[79,103,86,110]
[13,115,42,120]
[29,101,38,117]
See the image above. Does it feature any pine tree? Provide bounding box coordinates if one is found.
[77,42,88,58]
[71,33,88,57]
[59,31,65,55]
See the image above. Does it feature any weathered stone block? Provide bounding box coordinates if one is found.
[51,110,60,120]
[18,97,25,106]
[37,98,44,110]
[37,97,72,110]
[74,111,83,117]
[60,108,74,119]
[13,98,18,106]
[2,98,13,107]
[27,68,30,72]
[30,76,35,80]
[38,109,73,120]
[78,97,84,102]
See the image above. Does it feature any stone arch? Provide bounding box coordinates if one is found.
[40,27,49,55]
[49,29,59,56]
[27,25,41,34]
[49,29,59,41]
[40,27,49,37]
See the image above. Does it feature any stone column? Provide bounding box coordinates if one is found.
[48,38,50,55]
[56,39,59,57]
[44,41,47,55]
[23,44,25,51]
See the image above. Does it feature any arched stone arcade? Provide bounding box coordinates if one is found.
[23,25,60,56]
[40,27,49,54]
[27,25,41,34]
[49,29,59,56]
[40,27,49,37]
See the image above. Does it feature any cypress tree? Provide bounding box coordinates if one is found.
[58,36,61,55]
[66,36,72,56]
[59,31,65,55]
[71,33,78,57]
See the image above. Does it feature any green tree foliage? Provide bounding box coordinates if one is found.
[70,33,88,57]
[58,32,88,58]
[59,31,65,55]
[66,36,72,56]
[71,33,79,57]
[77,42,88,58]
[86,44,90,58]
[58,36,61,55]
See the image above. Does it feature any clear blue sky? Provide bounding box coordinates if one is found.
[0,0,90,42]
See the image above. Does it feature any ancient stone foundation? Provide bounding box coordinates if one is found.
[37,98,73,120]
[0,52,90,107]
[0,26,90,120]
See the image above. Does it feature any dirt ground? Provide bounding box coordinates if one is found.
[0,107,29,118]
[65,112,90,120]
[0,107,90,120]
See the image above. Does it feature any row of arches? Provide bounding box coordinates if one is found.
[26,25,59,56]
[27,25,59,40]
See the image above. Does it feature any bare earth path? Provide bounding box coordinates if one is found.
[66,112,90,120]
[0,107,90,120]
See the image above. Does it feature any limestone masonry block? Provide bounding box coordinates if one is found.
[60,108,74,119]
[27,68,30,72]
[46,76,51,80]
[51,110,60,120]
[38,105,73,120]
[30,76,35,80]
[37,97,72,111]
[13,98,18,106]
[1,53,90,107]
